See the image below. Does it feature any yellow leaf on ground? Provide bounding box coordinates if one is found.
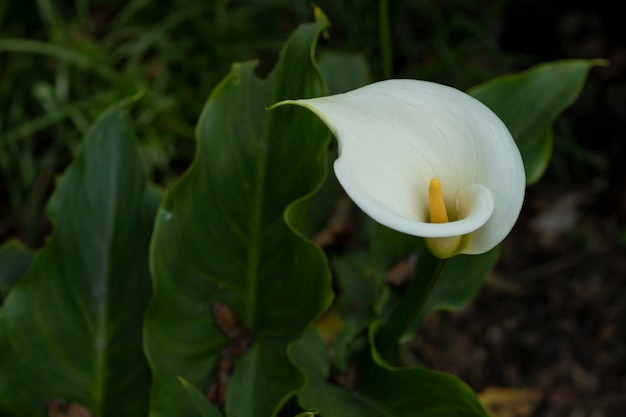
[478,387,542,417]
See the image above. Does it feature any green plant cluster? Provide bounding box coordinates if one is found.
[0,2,599,417]
[0,0,527,247]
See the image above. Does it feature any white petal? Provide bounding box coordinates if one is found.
[281,79,525,255]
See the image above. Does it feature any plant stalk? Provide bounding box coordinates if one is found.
[376,249,446,363]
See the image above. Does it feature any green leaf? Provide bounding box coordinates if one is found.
[468,59,604,184]
[364,322,488,417]
[290,328,488,417]
[409,247,501,333]
[142,182,165,232]
[0,101,153,417]
[143,19,333,417]
[0,239,33,303]
[360,367,487,417]
[179,377,223,417]
[298,147,339,241]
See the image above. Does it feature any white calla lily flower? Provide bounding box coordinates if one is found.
[280,79,525,258]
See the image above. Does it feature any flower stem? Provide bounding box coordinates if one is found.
[376,249,446,364]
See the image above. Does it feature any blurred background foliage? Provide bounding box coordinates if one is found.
[0,0,622,249]
[1,0,525,248]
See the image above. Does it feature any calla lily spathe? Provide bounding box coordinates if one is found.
[280,80,525,258]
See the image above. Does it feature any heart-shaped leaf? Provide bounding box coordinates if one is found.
[0,101,154,416]
[143,17,333,417]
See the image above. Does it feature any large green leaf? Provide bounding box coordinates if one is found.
[290,328,488,417]
[468,59,603,184]
[0,102,154,416]
[143,18,333,417]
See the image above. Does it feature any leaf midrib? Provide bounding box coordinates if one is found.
[91,127,122,415]
[245,79,270,331]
